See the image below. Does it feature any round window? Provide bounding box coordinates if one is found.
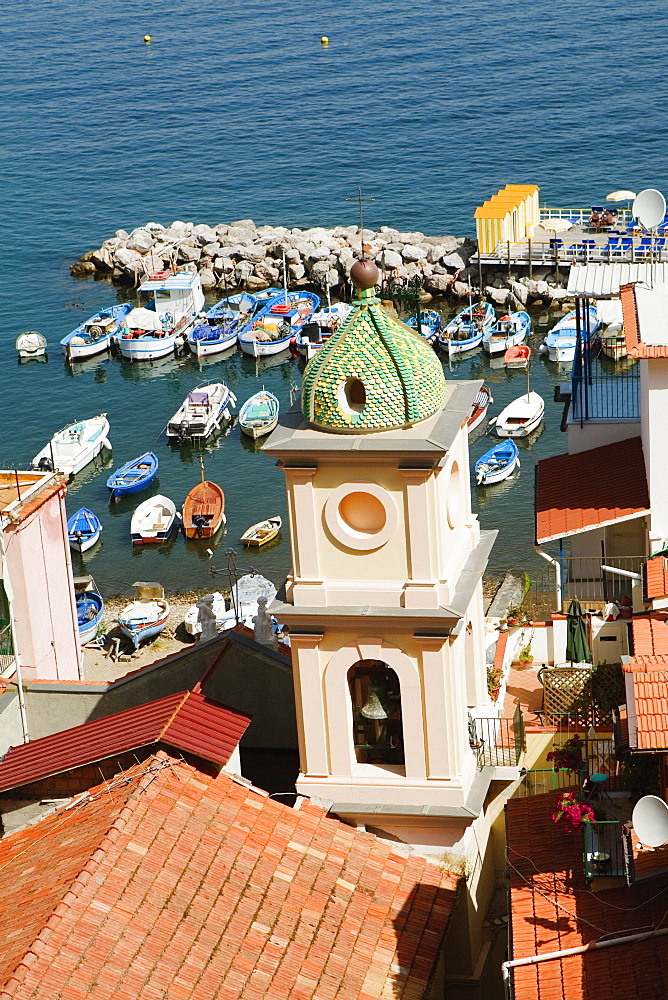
[447,460,461,527]
[337,377,366,416]
[339,491,387,534]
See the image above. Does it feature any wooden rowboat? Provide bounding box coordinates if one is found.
[504,344,531,368]
[467,386,493,433]
[241,515,282,547]
[183,480,226,538]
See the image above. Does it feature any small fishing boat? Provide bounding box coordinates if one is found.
[118,582,169,650]
[32,414,111,477]
[439,301,495,355]
[67,507,102,552]
[117,271,205,361]
[482,311,530,355]
[406,309,442,343]
[467,386,493,433]
[130,494,178,545]
[16,331,47,358]
[106,452,158,501]
[238,291,320,357]
[76,589,105,644]
[494,390,545,438]
[475,440,520,486]
[599,322,628,361]
[166,383,236,442]
[294,303,352,360]
[183,475,226,539]
[541,306,600,363]
[504,344,531,369]
[60,304,132,361]
[241,515,282,546]
[238,389,279,439]
[187,292,256,358]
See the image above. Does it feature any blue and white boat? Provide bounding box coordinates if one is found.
[475,440,520,486]
[76,588,105,644]
[482,311,531,355]
[238,389,280,439]
[61,304,133,362]
[166,382,236,441]
[118,582,170,650]
[406,309,441,344]
[439,301,495,355]
[294,302,352,360]
[187,292,257,358]
[117,271,205,361]
[238,290,320,357]
[67,507,102,552]
[541,306,600,363]
[107,452,158,501]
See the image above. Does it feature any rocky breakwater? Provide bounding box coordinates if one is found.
[70,219,481,297]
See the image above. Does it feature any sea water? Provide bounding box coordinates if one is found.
[1,0,666,595]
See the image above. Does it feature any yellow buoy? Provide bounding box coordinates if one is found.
[320,35,329,45]
[144,35,152,44]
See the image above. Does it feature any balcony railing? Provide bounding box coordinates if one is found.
[561,555,643,605]
[0,624,15,673]
[469,703,524,769]
[516,767,579,797]
[583,820,634,883]
[571,372,640,423]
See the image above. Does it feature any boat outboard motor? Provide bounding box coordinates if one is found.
[37,456,54,472]
[178,420,190,443]
[192,513,213,538]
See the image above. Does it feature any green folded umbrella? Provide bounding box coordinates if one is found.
[566,597,591,663]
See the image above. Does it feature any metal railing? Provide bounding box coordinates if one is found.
[516,767,578,797]
[571,372,640,422]
[469,703,524,769]
[583,820,634,883]
[539,206,633,229]
[561,555,643,605]
[0,624,15,673]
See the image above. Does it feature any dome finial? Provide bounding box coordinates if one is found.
[350,259,379,290]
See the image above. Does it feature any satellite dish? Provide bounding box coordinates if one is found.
[632,795,668,848]
[633,188,667,231]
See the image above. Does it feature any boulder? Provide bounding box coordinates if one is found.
[440,251,468,271]
[126,229,155,253]
[213,256,235,274]
[237,246,267,263]
[486,286,510,306]
[234,260,254,283]
[198,268,217,290]
[510,281,528,305]
[70,260,96,277]
[225,226,255,243]
[526,279,550,297]
[193,224,218,247]
[379,249,402,269]
[177,243,201,263]
[451,280,474,298]
[307,245,331,262]
[114,229,130,240]
[254,262,280,283]
[244,275,270,292]
[230,218,256,230]
[202,242,221,257]
[113,247,141,267]
[284,247,302,264]
[402,244,428,262]
[426,245,447,264]
[91,248,114,271]
[425,273,454,293]
[289,262,306,281]
[168,220,189,236]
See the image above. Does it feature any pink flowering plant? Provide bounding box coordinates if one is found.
[551,791,595,833]
[546,734,584,774]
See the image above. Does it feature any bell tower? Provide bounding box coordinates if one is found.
[265,261,497,852]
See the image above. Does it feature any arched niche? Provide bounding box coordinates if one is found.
[324,639,427,778]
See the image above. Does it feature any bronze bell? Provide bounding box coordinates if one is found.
[360,684,389,720]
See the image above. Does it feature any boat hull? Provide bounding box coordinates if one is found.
[193,332,238,357]
[238,333,293,357]
[32,415,110,477]
[107,452,158,501]
[65,335,112,360]
[547,342,575,363]
[118,606,169,649]
[241,516,282,546]
[443,331,484,355]
[117,333,183,361]
[183,481,226,538]
[467,387,493,434]
[238,390,280,439]
[76,591,104,644]
[495,392,545,438]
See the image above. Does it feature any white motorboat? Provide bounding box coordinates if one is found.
[117,271,205,361]
[60,304,132,361]
[482,311,530,355]
[16,331,47,358]
[166,382,236,441]
[494,391,544,438]
[541,306,600,363]
[599,323,628,361]
[32,414,111,477]
[131,495,179,545]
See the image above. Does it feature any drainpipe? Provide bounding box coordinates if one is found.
[600,565,641,581]
[534,545,562,609]
[0,517,29,743]
[502,926,668,996]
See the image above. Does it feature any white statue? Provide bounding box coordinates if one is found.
[196,594,218,642]
[253,595,275,648]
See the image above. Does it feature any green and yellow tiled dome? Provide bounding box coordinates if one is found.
[302,262,446,433]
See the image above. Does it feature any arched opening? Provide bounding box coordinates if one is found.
[338,377,366,415]
[339,491,386,534]
[348,660,405,765]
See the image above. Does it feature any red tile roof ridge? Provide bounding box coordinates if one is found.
[156,689,190,736]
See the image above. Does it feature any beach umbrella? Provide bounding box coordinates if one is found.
[543,218,574,233]
[606,190,637,201]
[566,598,591,664]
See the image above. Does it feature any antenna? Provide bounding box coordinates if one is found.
[632,795,668,848]
[346,187,375,260]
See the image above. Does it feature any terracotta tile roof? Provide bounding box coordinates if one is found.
[621,282,668,359]
[619,615,668,749]
[0,690,251,793]
[643,555,668,601]
[0,753,459,1000]
[535,438,649,544]
[0,472,66,519]
[631,829,668,879]
[630,611,668,657]
[507,792,668,1000]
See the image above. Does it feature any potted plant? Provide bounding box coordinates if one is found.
[546,734,584,774]
[551,791,595,834]
[506,605,523,626]
[517,640,533,668]
[487,663,503,700]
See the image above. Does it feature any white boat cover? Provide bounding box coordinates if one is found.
[124,307,163,331]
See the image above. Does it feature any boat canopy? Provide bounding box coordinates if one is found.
[139,273,199,291]
[125,307,163,331]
